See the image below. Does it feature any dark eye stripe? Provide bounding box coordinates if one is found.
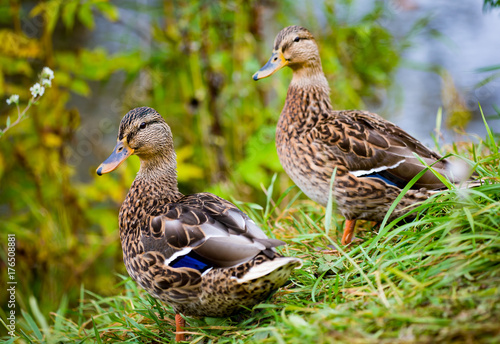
[122,119,160,143]
[282,41,292,52]
[138,119,160,130]
[282,37,308,53]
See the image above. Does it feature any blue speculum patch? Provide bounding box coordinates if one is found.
[170,251,212,273]
[363,170,413,189]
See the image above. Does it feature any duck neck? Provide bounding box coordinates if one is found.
[135,153,183,203]
[119,152,183,239]
[290,60,329,90]
[282,62,333,126]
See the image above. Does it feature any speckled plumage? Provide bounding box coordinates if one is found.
[97,107,301,319]
[254,26,476,243]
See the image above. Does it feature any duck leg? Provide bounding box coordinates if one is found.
[341,219,356,245]
[175,313,185,342]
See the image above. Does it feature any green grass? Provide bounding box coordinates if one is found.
[2,137,499,344]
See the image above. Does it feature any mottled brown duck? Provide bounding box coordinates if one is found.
[96,107,302,341]
[253,25,476,245]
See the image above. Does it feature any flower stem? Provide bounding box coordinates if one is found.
[1,96,37,136]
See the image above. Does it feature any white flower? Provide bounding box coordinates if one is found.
[41,67,54,81]
[41,78,52,87]
[30,83,45,97]
[6,94,19,105]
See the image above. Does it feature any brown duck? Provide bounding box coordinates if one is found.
[253,25,475,245]
[96,107,301,341]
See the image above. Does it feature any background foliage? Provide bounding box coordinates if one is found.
[0,0,498,342]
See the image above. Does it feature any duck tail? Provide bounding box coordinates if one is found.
[233,257,302,284]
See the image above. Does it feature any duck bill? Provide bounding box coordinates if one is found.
[96,140,134,176]
[252,52,288,80]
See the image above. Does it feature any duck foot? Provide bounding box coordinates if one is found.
[175,313,186,342]
[341,219,356,245]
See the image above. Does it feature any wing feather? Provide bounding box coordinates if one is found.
[144,193,284,269]
[312,110,461,189]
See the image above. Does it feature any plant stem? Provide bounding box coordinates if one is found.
[1,96,37,136]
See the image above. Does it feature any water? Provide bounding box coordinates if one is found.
[309,0,500,144]
[381,0,500,144]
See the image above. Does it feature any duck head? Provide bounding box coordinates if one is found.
[253,25,320,80]
[96,107,175,176]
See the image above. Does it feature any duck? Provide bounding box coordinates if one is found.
[253,25,475,245]
[96,106,302,342]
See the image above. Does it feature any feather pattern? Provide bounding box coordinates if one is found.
[98,107,301,317]
[254,26,477,243]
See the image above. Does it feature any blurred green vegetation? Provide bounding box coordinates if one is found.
[484,0,500,10]
[0,0,410,332]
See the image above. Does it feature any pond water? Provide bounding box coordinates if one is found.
[306,0,500,144]
[377,0,500,145]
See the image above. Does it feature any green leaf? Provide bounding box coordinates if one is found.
[6,116,10,127]
[479,103,498,152]
[45,0,61,35]
[324,167,337,236]
[78,3,95,29]
[53,294,68,332]
[29,296,49,336]
[95,2,119,22]
[62,1,79,30]
[245,202,264,210]
[70,79,91,97]
[91,317,103,344]
[475,64,500,73]
[263,173,277,220]
[29,2,46,17]
[21,310,42,340]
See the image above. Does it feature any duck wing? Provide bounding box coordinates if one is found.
[310,110,458,190]
[145,193,284,270]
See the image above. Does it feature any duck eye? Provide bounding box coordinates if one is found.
[293,36,300,42]
[139,122,146,129]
